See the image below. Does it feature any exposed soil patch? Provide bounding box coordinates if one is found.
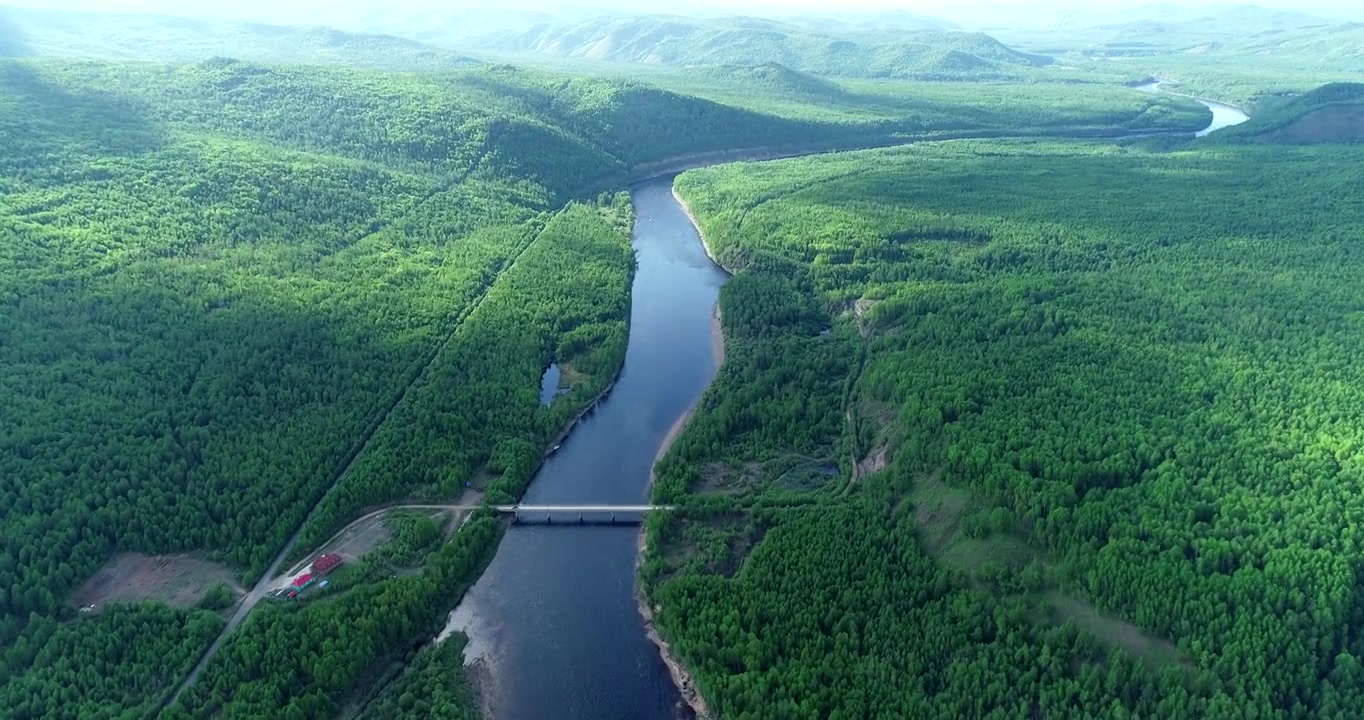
[71,553,243,611]
[855,445,890,480]
[694,461,754,495]
[558,362,588,389]
[324,514,395,562]
[696,456,837,496]
[853,297,879,338]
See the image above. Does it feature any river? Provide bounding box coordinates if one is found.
[442,176,727,719]
[1136,81,1251,136]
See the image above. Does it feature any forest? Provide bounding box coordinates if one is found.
[646,132,1364,717]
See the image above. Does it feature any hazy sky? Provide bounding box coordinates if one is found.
[3,0,1360,25]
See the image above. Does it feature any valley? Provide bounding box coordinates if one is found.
[0,2,1361,719]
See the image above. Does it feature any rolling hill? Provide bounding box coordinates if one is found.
[413,12,1053,80]
[1220,81,1364,143]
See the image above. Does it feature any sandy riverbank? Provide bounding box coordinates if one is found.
[636,396,714,720]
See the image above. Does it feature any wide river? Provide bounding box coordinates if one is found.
[443,176,726,719]
[439,92,1245,719]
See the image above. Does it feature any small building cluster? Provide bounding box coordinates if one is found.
[277,553,344,600]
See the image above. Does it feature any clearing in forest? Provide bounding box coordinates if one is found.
[70,553,242,610]
[910,471,1186,669]
[1043,592,1184,668]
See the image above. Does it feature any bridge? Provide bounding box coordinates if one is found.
[489,504,674,526]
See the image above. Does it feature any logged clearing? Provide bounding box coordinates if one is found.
[910,471,1184,668]
[657,512,763,581]
[320,515,394,562]
[910,469,973,555]
[70,553,242,610]
[1044,592,1185,669]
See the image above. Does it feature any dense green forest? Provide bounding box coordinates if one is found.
[2,604,223,719]
[0,55,824,715]
[357,636,480,720]
[647,129,1364,717]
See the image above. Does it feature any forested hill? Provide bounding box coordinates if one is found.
[1219,82,1364,144]
[426,13,1054,80]
[0,5,479,69]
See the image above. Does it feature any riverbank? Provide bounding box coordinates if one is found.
[545,377,618,458]
[672,187,729,275]
[1135,79,1249,113]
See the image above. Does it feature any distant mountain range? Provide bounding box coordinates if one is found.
[1032,3,1332,31]
[0,5,480,68]
[983,2,1358,64]
[398,13,1052,79]
[0,4,1051,81]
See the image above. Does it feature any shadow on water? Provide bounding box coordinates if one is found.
[0,8,27,58]
[0,61,166,155]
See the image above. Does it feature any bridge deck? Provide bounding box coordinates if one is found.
[497,505,671,513]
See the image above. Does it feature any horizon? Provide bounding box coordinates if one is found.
[2,0,1360,28]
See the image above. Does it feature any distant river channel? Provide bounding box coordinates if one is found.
[1137,80,1251,136]
[440,177,728,720]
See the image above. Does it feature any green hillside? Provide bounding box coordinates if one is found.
[1003,4,1336,55]
[1217,81,1364,143]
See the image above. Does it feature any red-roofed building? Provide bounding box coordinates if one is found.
[312,553,343,575]
[291,573,314,589]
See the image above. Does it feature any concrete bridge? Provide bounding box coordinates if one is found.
[489,504,674,526]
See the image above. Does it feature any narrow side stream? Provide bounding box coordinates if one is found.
[442,176,729,719]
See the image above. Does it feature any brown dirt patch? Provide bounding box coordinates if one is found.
[325,514,396,561]
[558,362,588,388]
[71,553,242,610]
[853,298,879,338]
[855,445,890,480]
